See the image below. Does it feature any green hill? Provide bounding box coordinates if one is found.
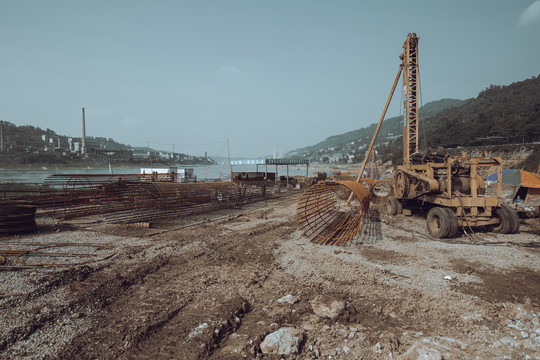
[286,98,465,161]
[288,74,540,167]
[0,121,213,167]
[423,75,540,148]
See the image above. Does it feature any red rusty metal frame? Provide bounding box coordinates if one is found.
[2,174,289,227]
[296,181,370,245]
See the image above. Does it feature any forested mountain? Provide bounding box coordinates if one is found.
[286,99,465,162]
[423,75,540,148]
[0,122,130,153]
[288,74,540,165]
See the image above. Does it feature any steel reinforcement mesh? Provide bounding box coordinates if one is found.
[296,181,371,245]
[10,177,270,224]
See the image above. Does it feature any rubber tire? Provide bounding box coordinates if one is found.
[387,196,398,216]
[492,207,512,234]
[443,208,459,238]
[396,200,403,215]
[502,204,520,234]
[427,207,451,238]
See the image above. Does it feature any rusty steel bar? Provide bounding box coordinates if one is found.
[0,201,37,234]
[0,243,117,270]
[3,174,282,225]
[103,181,243,223]
[296,181,370,245]
[48,180,270,224]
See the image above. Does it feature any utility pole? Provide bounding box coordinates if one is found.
[148,140,152,167]
[227,139,232,181]
[81,108,86,155]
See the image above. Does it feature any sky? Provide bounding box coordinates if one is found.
[1,1,539,158]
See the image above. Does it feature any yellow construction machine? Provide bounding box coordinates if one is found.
[296,33,518,246]
[386,33,519,237]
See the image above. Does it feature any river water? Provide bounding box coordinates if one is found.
[0,163,312,184]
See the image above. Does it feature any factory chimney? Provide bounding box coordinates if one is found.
[0,120,4,152]
[81,108,86,155]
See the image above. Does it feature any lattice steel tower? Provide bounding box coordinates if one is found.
[401,33,419,165]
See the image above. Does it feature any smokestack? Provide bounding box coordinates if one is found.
[0,120,3,152]
[82,108,86,155]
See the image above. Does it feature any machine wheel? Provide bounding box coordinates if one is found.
[502,204,520,234]
[492,207,512,234]
[387,196,398,216]
[443,208,459,238]
[427,207,451,238]
[394,171,409,199]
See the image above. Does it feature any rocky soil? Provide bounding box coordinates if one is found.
[1,191,539,359]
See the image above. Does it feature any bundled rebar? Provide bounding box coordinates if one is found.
[45,178,269,223]
[0,201,37,234]
[3,173,277,225]
[103,181,245,223]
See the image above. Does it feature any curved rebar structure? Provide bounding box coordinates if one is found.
[296,181,371,245]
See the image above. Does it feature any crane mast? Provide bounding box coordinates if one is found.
[402,33,419,166]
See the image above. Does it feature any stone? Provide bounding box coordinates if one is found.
[188,322,208,338]
[311,295,345,319]
[343,345,350,354]
[260,327,304,355]
[398,343,443,360]
[277,294,299,305]
[40,307,50,315]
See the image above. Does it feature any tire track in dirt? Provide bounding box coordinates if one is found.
[2,253,172,358]
[56,197,299,359]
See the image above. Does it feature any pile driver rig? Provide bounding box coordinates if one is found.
[386,33,519,238]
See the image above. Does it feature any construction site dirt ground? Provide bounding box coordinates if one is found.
[1,191,539,359]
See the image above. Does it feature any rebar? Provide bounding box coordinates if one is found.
[296,181,371,245]
[2,174,279,225]
[0,201,36,234]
